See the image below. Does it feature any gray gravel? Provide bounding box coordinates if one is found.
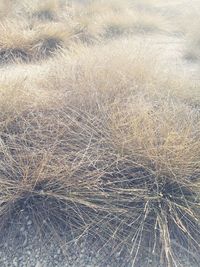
[0,211,199,267]
[0,211,128,267]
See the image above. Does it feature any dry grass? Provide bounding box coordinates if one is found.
[0,18,76,64]
[0,0,171,64]
[184,20,200,61]
[72,0,170,41]
[0,107,105,240]
[105,97,200,264]
[0,0,12,19]
[0,0,200,266]
[178,5,200,61]
[27,0,61,21]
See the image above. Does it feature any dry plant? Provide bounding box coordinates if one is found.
[0,0,200,266]
[178,7,200,61]
[72,0,169,41]
[1,35,199,266]
[184,22,200,61]
[99,96,200,266]
[39,37,200,107]
[99,10,169,38]
[13,0,66,21]
[30,0,61,21]
[0,106,108,241]
[0,0,12,20]
[0,18,76,64]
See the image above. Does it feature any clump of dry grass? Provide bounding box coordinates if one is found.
[99,96,200,266]
[71,0,170,41]
[185,25,200,61]
[0,0,170,60]
[100,10,169,38]
[0,0,200,266]
[0,19,75,64]
[30,0,61,21]
[1,38,200,266]
[13,0,66,21]
[41,37,200,108]
[0,104,107,241]
[180,10,200,61]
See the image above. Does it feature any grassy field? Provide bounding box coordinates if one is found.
[0,0,200,266]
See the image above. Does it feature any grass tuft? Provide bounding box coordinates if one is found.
[0,1,200,266]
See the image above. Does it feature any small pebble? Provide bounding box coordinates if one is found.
[35,262,42,267]
[12,257,18,267]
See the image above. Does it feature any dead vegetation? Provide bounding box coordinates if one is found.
[0,0,172,65]
[0,19,76,64]
[0,0,200,267]
[184,21,200,61]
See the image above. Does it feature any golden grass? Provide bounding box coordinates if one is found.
[0,0,200,266]
[0,0,171,64]
[98,96,200,265]
[0,107,105,239]
[0,18,76,63]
